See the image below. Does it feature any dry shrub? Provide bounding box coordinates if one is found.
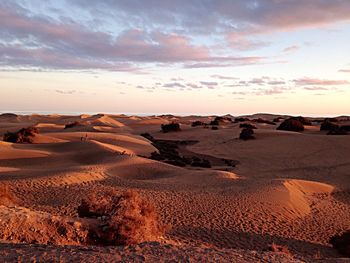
[269,243,292,256]
[239,128,255,140]
[320,120,339,131]
[78,190,167,245]
[191,121,206,127]
[161,122,181,133]
[0,184,17,206]
[277,118,304,132]
[3,127,39,143]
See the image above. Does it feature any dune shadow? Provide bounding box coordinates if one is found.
[171,226,339,258]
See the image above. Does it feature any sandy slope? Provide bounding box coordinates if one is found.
[0,113,349,262]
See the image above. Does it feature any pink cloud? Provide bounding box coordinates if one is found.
[294,78,349,86]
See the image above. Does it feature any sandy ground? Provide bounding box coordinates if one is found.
[0,113,349,262]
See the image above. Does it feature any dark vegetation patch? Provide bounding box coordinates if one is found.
[140,133,238,169]
[330,230,350,257]
[290,116,312,126]
[320,120,339,131]
[320,120,349,135]
[234,117,250,123]
[210,116,232,126]
[341,125,350,132]
[239,128,255,140]
[3,127,39,143]
[277,118,304,132]
[161,122,181,133]
[191,121,206,127]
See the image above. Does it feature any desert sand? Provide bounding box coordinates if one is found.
[0,113,349,262]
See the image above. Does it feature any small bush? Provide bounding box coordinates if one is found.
[320,120,339,131]
[78,190,167,246]
[290,116,312,126]
[234,117,250,123]
[277,118,304,132]
[64,121,80,129]
[239,128,255,140]
[161,122,181,133]
[330,230,350,257]
[3,127,39,143]
[209,120,219,126]
[191,121,206,127]
[341,125,350,132]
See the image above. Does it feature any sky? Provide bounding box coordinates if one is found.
[0,0,350,116]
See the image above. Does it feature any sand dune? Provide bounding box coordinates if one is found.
[0,114,349,262]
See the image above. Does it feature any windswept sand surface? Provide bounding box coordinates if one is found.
[0,113,350,262]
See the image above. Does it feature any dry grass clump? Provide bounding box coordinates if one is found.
[3,127,39,143]
[0,184,16,206]
[78,190,167,245]
[330,230,350,257]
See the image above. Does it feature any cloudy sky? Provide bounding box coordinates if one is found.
[1,0,349,116]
